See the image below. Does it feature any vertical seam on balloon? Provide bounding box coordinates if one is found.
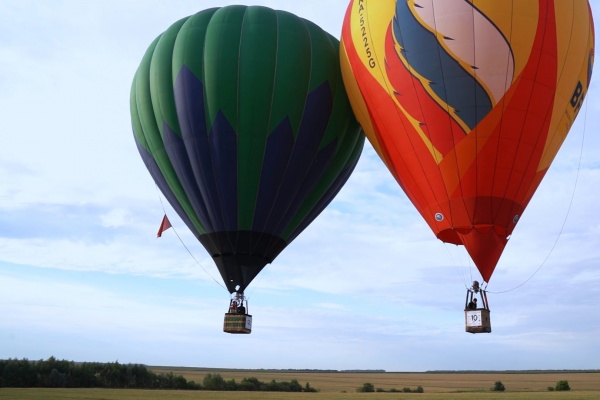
[152,28,186,232]
[206,7,244,276]
[246,12,291,258]
[142,34,207,237]
[167,22,195,235]
[495,0,545,227]
[425,0,462,233]
[175,21,213,236]
[499,0,546,222]
[186,13,220,250]
[135,47,164,188]
[180,16,216,250]
[469,1,480,234]
[145,41,168,168]
[389,1,446,233]
[259,16,315,259]
[537,0,578,165]
[133,72,149,150]
[147,36,196,232]
[248,9,279,258]
[517,0,586,208]
[150,39,165,154]
[265,9,282,261]
[229,7,247,275]
[488,0,515,232]
[501,0,555,230]
[249,9,281,261]
[469,1,478,283]
[283,30,362,247]
[411,0,458,229]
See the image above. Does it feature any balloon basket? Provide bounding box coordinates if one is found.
[223,313,252,334]
[465,309,491,334]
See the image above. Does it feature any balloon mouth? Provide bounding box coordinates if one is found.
[213,253,271,293]
[439,225,508,283]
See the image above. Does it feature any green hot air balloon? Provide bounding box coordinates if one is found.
[130,5,364,332]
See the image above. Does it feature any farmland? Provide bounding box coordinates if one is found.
[151,367,600,393]
[1,369,599,399]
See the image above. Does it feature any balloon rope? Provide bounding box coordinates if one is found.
[443,243,472,290]
[489,99,588,294]
[155,187,227,291]
[244,269,265,301]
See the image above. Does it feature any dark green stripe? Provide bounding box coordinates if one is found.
[237,7,279,230]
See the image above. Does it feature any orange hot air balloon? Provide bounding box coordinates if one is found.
[341,0,594,282]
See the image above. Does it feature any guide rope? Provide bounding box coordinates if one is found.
[155,188,227,291]
[488,98,588,294]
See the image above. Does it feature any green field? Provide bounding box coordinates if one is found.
[1,387,600,400]
[2,370,599,399]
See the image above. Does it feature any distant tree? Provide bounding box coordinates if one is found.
[37,356,71,379]
[555,380,570,391]
[202,373,226,390]
[224,378,237,391]
[99,361,126,388]
[69,362,100,387]
[186,380,202,390]
[0,358,318,392]
[240,377,263,391]
[415,385,424,393]
[172,374,189,390]
[47,369,67,388]
[265,378,302,392]
[0,358,201,390]
[304,382,317,392]
[0,358,38,387]
[357,382,375,392]
[547,386,555,391]
[288,379,303,392]
[126,363,153,388]
[492,381,506,391]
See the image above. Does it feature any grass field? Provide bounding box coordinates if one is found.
[2,387,600,400]
[1,370,599,400]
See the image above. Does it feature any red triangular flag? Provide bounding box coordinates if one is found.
[157,215,172,238]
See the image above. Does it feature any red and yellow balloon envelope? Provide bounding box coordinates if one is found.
[341,0,594,282]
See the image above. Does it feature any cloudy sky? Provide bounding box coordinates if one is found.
[1,0,599,372]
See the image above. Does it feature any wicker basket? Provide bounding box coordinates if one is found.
[223,313,252,334]
[465,309,492,334]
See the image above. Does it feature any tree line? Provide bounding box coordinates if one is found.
[0,357,317,392]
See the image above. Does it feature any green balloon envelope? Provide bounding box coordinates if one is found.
[131,5,364,293]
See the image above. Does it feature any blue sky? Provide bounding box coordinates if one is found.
[1,0,600,371]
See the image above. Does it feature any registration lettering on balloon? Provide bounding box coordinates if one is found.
[571,81,585,114]
[357,0,376,69]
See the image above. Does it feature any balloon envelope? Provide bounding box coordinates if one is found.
[341,0,594,282]
[132,6,364,292]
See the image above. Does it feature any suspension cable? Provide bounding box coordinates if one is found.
[488,98,588,295]
[155,187,227,291]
